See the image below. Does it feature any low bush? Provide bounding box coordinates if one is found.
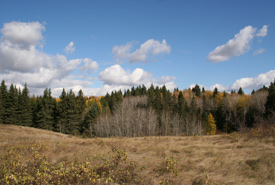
[0,144,144,184]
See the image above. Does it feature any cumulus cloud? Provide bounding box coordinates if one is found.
[97,64,177,95]
[209,84,228,91]
[231,70,275,90]
[64,41,76,54]
[256,25,268,37]
[1,21,45,50]
[0,21,95,96]
[98,64,152,86]
[208,25,268,63]
[112,39,171,63]
[193,70,275,94]
[253,48,266,55]
[208,26,257,63]
[0,21,177,97]
[79,58,99,74]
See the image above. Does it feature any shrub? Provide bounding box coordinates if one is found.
[0,144,143,185]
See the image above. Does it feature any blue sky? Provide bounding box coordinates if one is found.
[0,0,274,96]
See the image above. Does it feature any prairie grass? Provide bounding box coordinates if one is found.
[1,124,275,184]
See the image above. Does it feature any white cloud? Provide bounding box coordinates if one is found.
[256,25,268,37]
[82,84,133,97]
[1,21,45,50]
[208,25,257,63]
[0,21,96,96]
[112,39,171,63]
[189,84,205,90]
[97,64,177,95]
[64,41,76,54]
[0,21,176,97]
[79,58,99,74]
[98,64,152,86]
[231,70,275,90]
[112,42,132,62]
[253,48,266,55]
[209,84,228,91]
[189,70,275,94]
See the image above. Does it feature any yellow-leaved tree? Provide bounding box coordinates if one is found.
[206,113,216,135]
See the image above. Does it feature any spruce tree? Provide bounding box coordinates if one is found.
[190,96,197,117]
[265,81,275,119]
[19,83,32,126]
[35,88,55,130]
[178,91,188,117]
[66,89,80,135]
[76,89,86,119]
[6,84,19,125]
[177,91,185,117]
[213,87,218,98]
[147,84,155,107]
[238,87,244,95]
[82,102,101,136]
[0,80,9,123]
[192,84,201,97]
[171,94,178,114]
[56,88,67,133]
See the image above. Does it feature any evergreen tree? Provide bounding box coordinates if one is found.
[66,89,80,135]
[147,84,155,107]
[171,94,178,114]
[56,89,80,135]
[82,102,101,136]
[192,84,201,97]
[35,88,55,130]
[154,86,163,112]
[6,84,19,125]
[116,90,123,102]
[223,91,227,97]
[265,81,275,119]
[56,88,67,133]
[141,84,147,95]
[19,83,32,126]
[213,87,218,98]
[124,89,131,97]
[178,91,189,118]
[109,91,117,113]
[190,96,197,117]
[202,87,205,93]
[131,86,136,96]
[161,85,171,111]
[215,104,226,131]
[76,89,86,121]
[0,80,9,123]
[238,87,244,95]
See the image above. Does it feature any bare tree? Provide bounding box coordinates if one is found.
[93,96,158,137]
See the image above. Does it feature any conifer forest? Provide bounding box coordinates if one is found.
[0,79,275,137]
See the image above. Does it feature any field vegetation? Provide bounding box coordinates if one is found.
[1,124,275,184]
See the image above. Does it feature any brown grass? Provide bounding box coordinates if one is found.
[1,124,275,184]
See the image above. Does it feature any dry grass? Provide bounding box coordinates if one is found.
[1,124,275,184]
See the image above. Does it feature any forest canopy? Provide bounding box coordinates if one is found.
[0,80,274,137]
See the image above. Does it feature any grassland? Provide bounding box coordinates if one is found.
[1,124,275,184]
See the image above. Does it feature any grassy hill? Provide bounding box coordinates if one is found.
[1,124,275,184]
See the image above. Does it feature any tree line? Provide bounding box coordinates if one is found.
[0,80,274,137]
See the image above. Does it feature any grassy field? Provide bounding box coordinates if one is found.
[1,124,275,184]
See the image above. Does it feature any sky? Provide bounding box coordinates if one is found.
[0,0,274,97]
